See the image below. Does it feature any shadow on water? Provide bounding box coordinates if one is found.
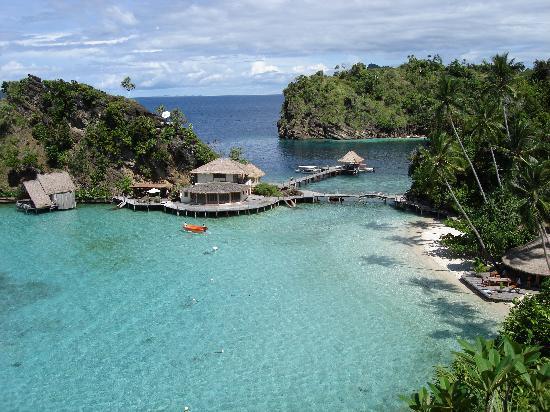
[427,297,498,340]
[385,234,428,248]
[0,271,55,315]
[360,254,400,267]
[362,221,397,231]
[409,277,463,295]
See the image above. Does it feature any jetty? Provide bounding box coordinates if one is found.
[278,166,342,189]
[113,158,449,218]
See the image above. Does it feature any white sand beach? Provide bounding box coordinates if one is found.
[405,217,510,317]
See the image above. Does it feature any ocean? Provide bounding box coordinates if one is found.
[0,95,500,411]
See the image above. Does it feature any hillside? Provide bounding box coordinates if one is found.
[0,75,216,198]
[278,57,478,139]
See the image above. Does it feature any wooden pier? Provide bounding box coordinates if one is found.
[278,166,343,189]
[112,165,450,219]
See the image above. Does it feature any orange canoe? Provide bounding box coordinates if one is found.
[183,223,208,233]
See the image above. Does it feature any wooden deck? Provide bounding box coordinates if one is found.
[461,274,537,302]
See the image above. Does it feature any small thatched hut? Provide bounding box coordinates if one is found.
[21,171,76,211]
[338,151,365,174]
[338,151,364,165]
[502,238,550,287]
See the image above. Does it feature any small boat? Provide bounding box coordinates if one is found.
[359,163,375,173]
[295,165,321,174]
[183,223,208,233]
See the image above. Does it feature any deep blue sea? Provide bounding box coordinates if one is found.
[0,96,502,411]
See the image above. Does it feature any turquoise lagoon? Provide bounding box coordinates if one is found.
[1,201,501,410]
[1,96,503,410]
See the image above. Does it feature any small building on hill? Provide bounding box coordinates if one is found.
[19,171,76,212]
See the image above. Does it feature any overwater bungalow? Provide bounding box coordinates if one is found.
[338,151,372,174]
[180,158,265,205]
[18,171,76,212]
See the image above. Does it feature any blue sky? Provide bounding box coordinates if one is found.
[1,0,549,96]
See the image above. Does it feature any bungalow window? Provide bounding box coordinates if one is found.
[218,193,230,203]
[231,192,241,202]
[207,193,218,204]
[213,173,225,179]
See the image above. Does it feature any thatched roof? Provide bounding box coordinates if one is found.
[190,158,264,178]
[338,151,364,164]
[23,180,52,209]
[182,182,249,194]
[191,158,248,175]
[502,238,550,277]
[37,172,75,194]
[242,163,265,178]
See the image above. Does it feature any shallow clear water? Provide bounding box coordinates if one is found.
[1,96,500,411]
[1,204,500,411]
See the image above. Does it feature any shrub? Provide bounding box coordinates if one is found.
[253,183,283,197]
[501,279,550,353]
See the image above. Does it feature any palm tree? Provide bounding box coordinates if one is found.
[469,96,503,187]
[510,157,550,271]
[437,75,488,203]
[487,53,523,142]
[422,133,496,266]
[503,119,536,167]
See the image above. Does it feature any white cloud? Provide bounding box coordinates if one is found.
[292,63,328,74]
[105,6,138,26]
[2,0,549,95]
[250,61,279,75]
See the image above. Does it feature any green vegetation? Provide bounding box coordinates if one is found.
[405,54,550,266]
[0,75,217,198]
[252,182,283,197]
[405,279,550,410]
[501,279,550,351]
[404,336,549,411]
[279,56,447,139]
[229,146,248,164]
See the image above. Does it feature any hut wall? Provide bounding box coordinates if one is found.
[52,192,76,210]
[180,191,191,204]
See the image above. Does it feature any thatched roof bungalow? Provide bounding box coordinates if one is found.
[180,182,251,205]
[502,238,550,286]
[21,171,76,211]
[338,151,364,164]
[190,158,265,185]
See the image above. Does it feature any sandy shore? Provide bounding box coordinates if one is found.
[405,217,510,317]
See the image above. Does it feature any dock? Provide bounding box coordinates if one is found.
[278,166,343,189]
[113,163,450,219]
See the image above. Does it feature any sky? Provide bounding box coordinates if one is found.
[1,0,549,96]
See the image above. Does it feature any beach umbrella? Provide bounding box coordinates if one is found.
[161,111,171,119]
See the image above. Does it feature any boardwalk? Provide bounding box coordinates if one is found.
[113,164,450,218]
[278,166,342,189]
